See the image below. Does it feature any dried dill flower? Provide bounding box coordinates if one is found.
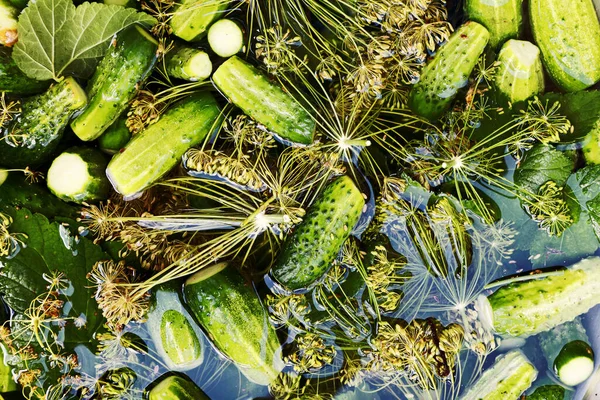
[256,26,303,74]
[517,97,573,144]
[0,212,27,258]
[286,332,337,373]
[527,181,573,237]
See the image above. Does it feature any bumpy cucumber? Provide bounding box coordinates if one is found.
[460,350,537,400]
[207,19,244,58]
[0,0,17,47]
[147,374,209,400]
[0,77,87,169]
[212,56,315,145]
[465,0,523,48]
[165,46,212,82]
[184,263,283,385]
[71,25,158,141]
[98,116,132,155]
[106,92,221,198]
[583,127,600,165]
[530,0,600,92]
[408,21,490,120]
[0,48,49,94]
[169,0,229,42]
[146,283,204,371]
[480,257,600,337]
[494,40,544,103]
[526,384,567,400]
[271,175,365,290]
[47,147,110,204]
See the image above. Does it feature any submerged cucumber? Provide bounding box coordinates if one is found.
[212,56,315,145]
[169,0,230,42]
[530,0,600,91]
[71,25,158,141]
[0,48,49,94]
[147,374,209,400]
[271,175,365,291]
[465,0,523,48]
[207,19,244,58]
[494,40,544,103]
[106,92,221,199]
[184,263,283,385]
[408,21,490,120]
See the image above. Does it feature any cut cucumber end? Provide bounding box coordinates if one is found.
[208,19,244,58]
[555,340,595,386]
[186,51,213,81]
[186,262,229,285]
[47,153,92,198]
[505,39,540,67]
[0,170,7,186]
[63,76,88,109]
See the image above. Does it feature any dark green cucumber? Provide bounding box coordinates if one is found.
[212,56,315,145]
[146,283,204,371]
[169,0,230,42]
[271,175,365,290]
[147,374,209,400]
[207,19,244,58]
[98,116,132,155]
[494,40,544,103]
[408,21,490,120]
[71,25,158,141]
[165,46,212,82]
[465,0,523,49]
[0,47,49,94]
[526,383,567,400]
[459,350,537,400]
[479,257,600,337]
[583,127,600,165]
[47,147,110,204]
[0,77,88,169]
[0,0,17,47]
[106,92,221,198]
[184,263,282,385]
[530,0,600,91]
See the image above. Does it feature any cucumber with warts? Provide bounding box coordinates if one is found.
[270,175,365,291]
[465,0,523,49]
[147,374,209,400]
[169,0,230,42]
[184,262,283,385]
[408,21,489,120]
[494,40,544,104]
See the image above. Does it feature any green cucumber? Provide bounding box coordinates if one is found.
[583,127,600,165]
[207,19,244,58]
[0,48,49,94]
[71,25,158,141]
[184,263,283,385]
[479,257,600,338]
[47,147,110,204]
[408,21,490,120]
[147,374,209,400]
[169,0,230,42]
[271,175,365,290]
[98,116,132,155]
[530,0,600,92]
[165,46,212,82]
[0,0,17,47]
[0,346,16,393]
[526,383,568,400]
[494,40,544,104]
[465,0,523,49]
[212,56,315,145]
[146,283,204,371]
[0,77,88,169]
[106,91,221,199]
[459,350,537,400]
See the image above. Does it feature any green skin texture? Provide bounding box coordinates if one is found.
[160,310,202,367]
[184,264,282,386]
[527,385,566,400]
[213,56,315,145]
[148,375,209,400]
[488,257,600,337]
[465,0,523,49]
[0,77,87,169]
[494,40,544,104]
[169,0,229,41]
[271,175,365,290]
[98,116,132,155]
[0,47,48,94]
[47,147,111,204]
[165,46,211,81]
[530,0,600,92]
[583,128,600,165]
[106,92,221,198]
[408,21,490,121]
[460,350,537,400]
[71,25,158,141]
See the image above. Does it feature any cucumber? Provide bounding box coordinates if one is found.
[0,77,88,169]
[169,0,230,42]
[212,56,315,145]
[0,48,49,94]
[184,262,283,385]
[530,0,600,92]
[147,374,209,400]
[146,283,204,371]
[408,21,490,120]
[106,91,221,199]
[98,116,132,155]
[583,127,600,165]
[539,317,594,386]
[479,257,600,338]
[0,346,16,393]
[494,40,544,104]
[165,46,212,82]
[47,147,110,204]
[71,25,158,142]
[526,384,568,400]
[0,0,17,47]
[465,0,523,49]
[459,350,537,400]
[270,175,365,291]
[207,19,244,58]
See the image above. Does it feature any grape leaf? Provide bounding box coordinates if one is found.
[13,0,155,81]
[513,144,575,193]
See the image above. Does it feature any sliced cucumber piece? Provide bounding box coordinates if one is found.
[207,19,244,58]
[169,0,230,42]
[0,0,18,47]
[494,40,544,104]
[165,46,212,81]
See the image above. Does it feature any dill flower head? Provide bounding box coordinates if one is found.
[0,212,27,258]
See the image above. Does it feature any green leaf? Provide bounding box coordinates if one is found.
[541,91,600,146]
[13,0,156,81]
[513,144,575,193]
